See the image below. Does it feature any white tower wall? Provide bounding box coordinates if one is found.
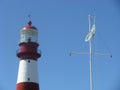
[17,60,39,83]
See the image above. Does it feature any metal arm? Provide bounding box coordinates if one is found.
[70,51,112,57]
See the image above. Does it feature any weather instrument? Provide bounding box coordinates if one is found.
[85,24,95,42]
[70,15,112,90]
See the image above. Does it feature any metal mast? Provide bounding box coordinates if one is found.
[89,15,93,90]
[70,15,112,90]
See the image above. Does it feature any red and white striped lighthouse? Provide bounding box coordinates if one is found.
[16,21,41,90]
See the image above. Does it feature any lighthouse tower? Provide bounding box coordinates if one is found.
[16,21,41,90]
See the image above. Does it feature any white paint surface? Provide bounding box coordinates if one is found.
[17,59,39,83]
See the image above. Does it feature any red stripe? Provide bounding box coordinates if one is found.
[17,42,41,60]
[16,82,39,90]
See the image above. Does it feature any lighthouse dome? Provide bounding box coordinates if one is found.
[23,21,37,30]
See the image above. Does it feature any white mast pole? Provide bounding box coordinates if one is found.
[89,15,93,90]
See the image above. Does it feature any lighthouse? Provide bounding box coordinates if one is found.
[16,21,41,90]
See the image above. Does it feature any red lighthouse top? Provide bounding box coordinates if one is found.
[23,21,37,30]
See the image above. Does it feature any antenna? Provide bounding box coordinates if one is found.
[70,15,112,90]
[88,15,91,31]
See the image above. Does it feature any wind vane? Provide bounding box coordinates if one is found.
[70,15,112,90]
[28,14,31,21]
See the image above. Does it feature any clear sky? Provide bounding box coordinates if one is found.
[0,0,120,90]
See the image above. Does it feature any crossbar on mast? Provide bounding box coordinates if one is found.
[70,51,112,57]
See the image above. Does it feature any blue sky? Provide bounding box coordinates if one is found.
[0,0,120,90]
